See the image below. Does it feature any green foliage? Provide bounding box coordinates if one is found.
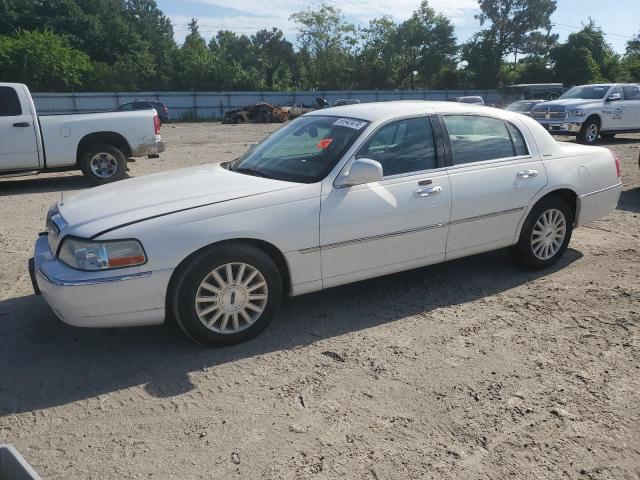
[0,29,91,90]
[0,0,636,92]
[550,20,621,85]
[463,0,557,87]
[290,4,357,89]
[622,34,640,81]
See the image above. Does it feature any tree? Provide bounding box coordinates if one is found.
[0,29,91,91]
[173,19,213,90]
[550,20,622,85]
[622,33,640,81]
[356,16,400,89]
[463,0,557,87]
[290,4,356,89]
[395,1,457,88]
[355,2,457,90]
[251,28,295,90]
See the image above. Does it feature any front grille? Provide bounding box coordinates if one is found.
[532,105,568,121]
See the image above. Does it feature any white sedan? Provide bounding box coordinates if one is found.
[30,102,622,346]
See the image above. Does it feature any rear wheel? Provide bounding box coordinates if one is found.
[171,244,282,346]
[511,196,573,270]
[577,118,600,145]
[80,143,127,185]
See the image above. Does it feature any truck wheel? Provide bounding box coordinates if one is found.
[577,118,600,145]
[81,144,127,185]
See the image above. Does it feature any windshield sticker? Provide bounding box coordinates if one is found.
[316,138,334,149]
[332,118,367,130]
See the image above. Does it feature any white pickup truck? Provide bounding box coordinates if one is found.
[0,83,166,184]
[531,83,640,144]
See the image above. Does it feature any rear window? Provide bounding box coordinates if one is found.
[0,87,22,116]
[444,115,529,164]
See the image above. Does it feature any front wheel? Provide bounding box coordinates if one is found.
[577,119,600,145]
[171,244,283,346]
[511,197,574,270]
[80,143,127,185]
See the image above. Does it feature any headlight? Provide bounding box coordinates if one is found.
[569,109,585,117]
[58,237,147,271]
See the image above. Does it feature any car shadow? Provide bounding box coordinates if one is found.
[0,174,91,196]
[617,186,640,214]
[597,137,640,145]
[0,248,583,416]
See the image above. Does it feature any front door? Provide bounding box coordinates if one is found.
[320,116,451,288]
[0,85,40,171]
[442,114,548,258]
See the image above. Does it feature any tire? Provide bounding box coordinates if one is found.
[511,196,574,270]
[80,143,127,185]
[577,117,600,145]
[170,243,283,347]
[600,133,616,140]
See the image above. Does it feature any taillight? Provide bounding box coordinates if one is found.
[613,152,621,178]
[153,114,161,134]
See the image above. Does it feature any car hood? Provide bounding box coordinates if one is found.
[534,99,603,109]
[58,164,297,237]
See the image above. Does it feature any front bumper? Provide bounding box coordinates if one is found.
[30,234,171,328]
[536,120,583,135]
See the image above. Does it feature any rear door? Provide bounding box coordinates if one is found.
[442,114,547,258]
[0,85,40,171]
[622,85,640,128]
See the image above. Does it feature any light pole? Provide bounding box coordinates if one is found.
[411,70,418,90]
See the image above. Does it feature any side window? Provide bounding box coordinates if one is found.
[506,123,529,156]
[356,117,436,177]
[444,115,518,165]
[623,86,640,100]
[609,86,623,98]
[0,87,22,116]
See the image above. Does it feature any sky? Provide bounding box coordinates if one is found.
[156,0,640,54]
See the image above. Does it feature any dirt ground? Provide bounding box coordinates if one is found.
[0,123,639,480]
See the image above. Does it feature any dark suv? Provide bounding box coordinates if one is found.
[117,100,169,124]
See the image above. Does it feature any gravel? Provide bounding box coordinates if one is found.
[0,123,639,479]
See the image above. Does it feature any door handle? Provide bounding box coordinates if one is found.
[517,169,538,179]
[414,185,443,197]
[13,122,30,127]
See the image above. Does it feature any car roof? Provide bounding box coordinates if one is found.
[306,100,498,122]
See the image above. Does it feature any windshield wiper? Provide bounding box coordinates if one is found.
[232,166,274,179]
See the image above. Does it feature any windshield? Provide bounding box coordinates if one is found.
[560,86,610,100]
[227,115,368,183]
[506,101,536,112]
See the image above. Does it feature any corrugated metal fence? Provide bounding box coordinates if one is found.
[31,90,501,121]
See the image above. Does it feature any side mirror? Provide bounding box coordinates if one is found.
[606,93,621,102]
[336,158,383,187]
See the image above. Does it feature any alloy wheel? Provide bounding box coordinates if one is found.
[194,262,268,334]
[530,208,567,260]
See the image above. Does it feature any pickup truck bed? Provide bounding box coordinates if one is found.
[0,83,165,184]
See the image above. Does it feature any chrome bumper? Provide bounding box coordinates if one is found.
[536,121,582,134]
[30,235,170,328]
